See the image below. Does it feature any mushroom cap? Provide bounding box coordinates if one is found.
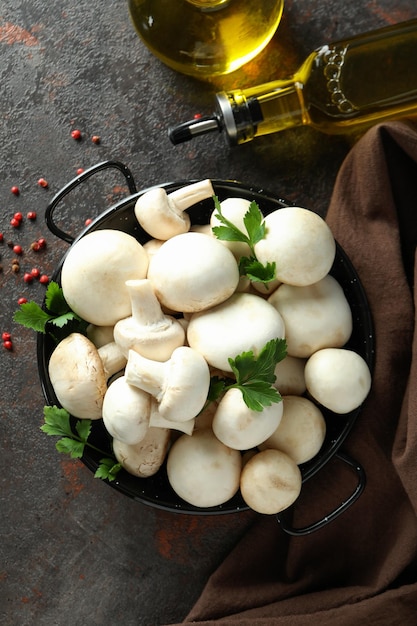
[113,426,171,477]
[147,232,240,313]
[187,292,285,372]
[259,395,326,464]
[102,375,151,445]
[159,346,211,422]
[273,355,306,396]
[240,449,302,514]
[268,274,353,358]
[304,348,372,414]
[212,388,283,450]
[48,333,107,420]
[61,229,149,326]
[167,429,242,508]
[254,207,336,286]
[134,188,191,240]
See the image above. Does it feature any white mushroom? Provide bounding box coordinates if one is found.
[113,279,185,361]
[86,324,115,348]
[125,346,210,422]
[268,274,353,358]
[304,348,372,414]
[142,238,165,261]
[149,398,195,435]
[147,232,240,313]
[61,229,149,326]
[254,207,336,286]
[240,449,302,514]
[167,429,242,508]
[259,395,326,464]
[102,375,151,444]
[48,332,126,420]
[134,179,214,240]
[212,388,283,450]
[187,292,285,372]
[273,355,306,396]
[113,426,171,478]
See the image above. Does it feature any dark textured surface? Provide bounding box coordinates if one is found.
[1,2,416,625]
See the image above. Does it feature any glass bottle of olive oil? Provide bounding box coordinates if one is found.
[168,19,417,144]
[127,0,285,78]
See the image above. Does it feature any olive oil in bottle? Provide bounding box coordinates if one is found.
[169,19,417,144]
[127,0,285,78]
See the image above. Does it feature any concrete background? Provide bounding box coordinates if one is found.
[1,1,417,624]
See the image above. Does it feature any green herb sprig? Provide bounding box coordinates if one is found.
[14,281,88,339]
[42,405,121,481]
[211,196,276,285]
[207,337,287,412]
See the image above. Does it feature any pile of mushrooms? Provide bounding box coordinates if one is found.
[47,180,372,515]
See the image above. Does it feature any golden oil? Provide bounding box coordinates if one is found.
[169,19,417,145]
[127,0,284,78]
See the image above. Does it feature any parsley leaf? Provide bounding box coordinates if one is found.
[40,405,121,481]
[95,458,122,482]
[211,196,276,285]
[238,256,276,284]
[14,281,88,337]
[242,200,266,246]
[209,338,287,412]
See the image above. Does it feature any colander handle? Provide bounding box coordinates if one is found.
[45,160,138,244]
[276,451,366,536]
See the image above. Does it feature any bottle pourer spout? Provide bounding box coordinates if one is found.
[168,114,222,145]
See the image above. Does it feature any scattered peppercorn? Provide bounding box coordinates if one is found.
[17,297,28,305]
[71,129,82,140]
[13,244,23,255]
[11,186,20,196]
[14,212,23,223]
[0,233,3,242]
[37,237,47,249]
[85,218,92,226]
[23,272,34,283]
[76,168,84,175]
[30,241,40,251]
[31,267,41,278]
[11,261,20,273]
[91,135,100,144]
[27,211,37,220]
[39,274,49,284]
[2,332,13,351]
[37,178,49,188]
[10,217,21,228]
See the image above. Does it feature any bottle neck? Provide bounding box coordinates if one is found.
[216,80,306,145]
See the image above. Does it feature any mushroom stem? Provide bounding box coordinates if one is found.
[168,179,214,212]
[127,279,167,326]
[113,279,185,361]
[98,342,127,379]
[125,350,166,398]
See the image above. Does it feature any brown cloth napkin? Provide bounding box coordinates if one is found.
[172,120,417,625]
